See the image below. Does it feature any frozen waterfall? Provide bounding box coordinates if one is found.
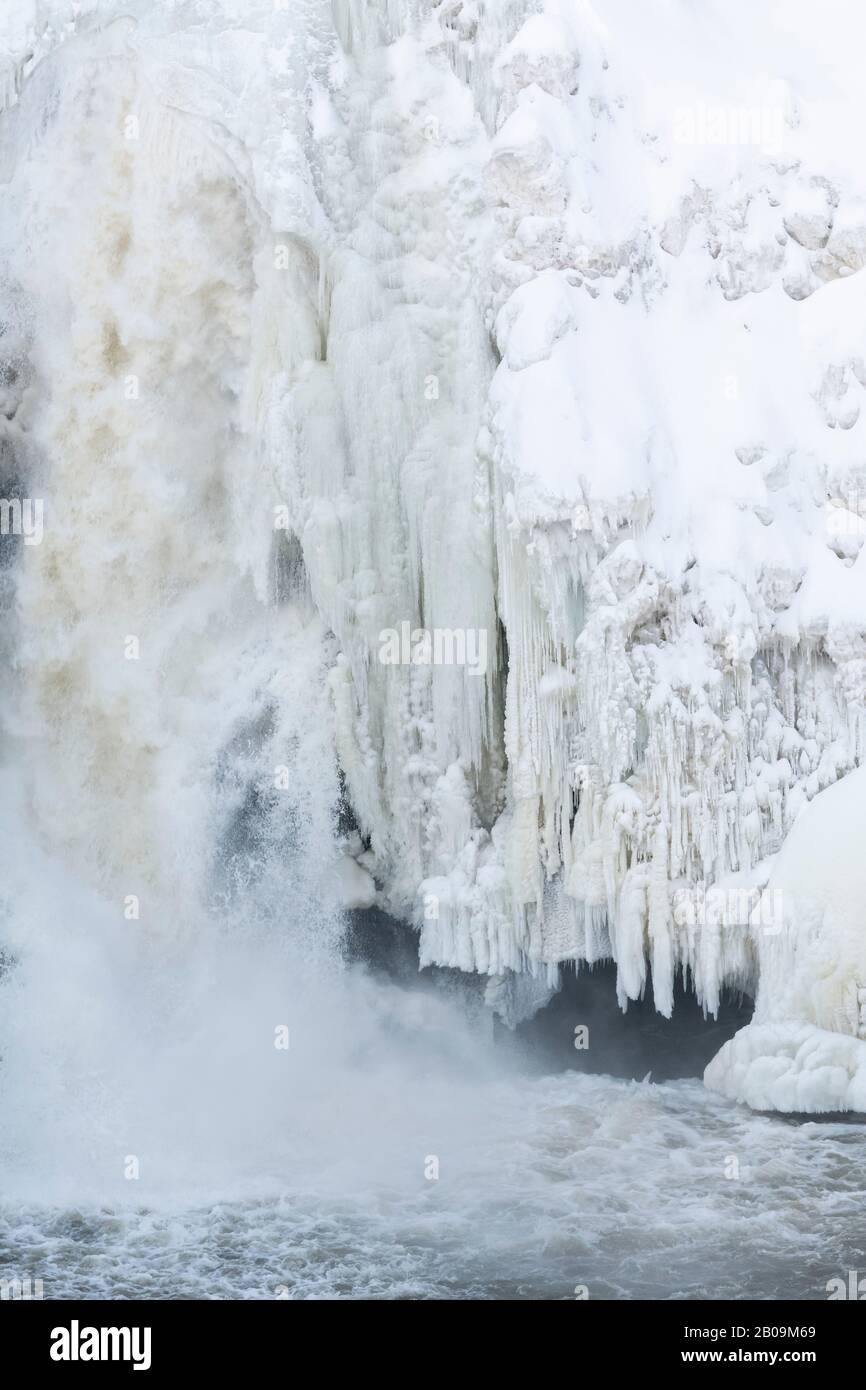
[2,0,866,1158]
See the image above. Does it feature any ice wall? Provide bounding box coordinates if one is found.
[473,0,866,1022]
[308,0,866,1024]
[3,1,866,1060]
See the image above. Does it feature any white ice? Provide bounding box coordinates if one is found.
[706,765,866,1113]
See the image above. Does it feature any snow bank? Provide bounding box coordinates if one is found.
[706,766,866,1112]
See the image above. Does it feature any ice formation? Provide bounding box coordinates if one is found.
[2,0,866,1105]
[706,766,866,1113]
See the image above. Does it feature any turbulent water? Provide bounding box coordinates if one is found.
[4,1064,866,1300]
[2,741,861,1300]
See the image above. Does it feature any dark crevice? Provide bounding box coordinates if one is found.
[344,906,753,1081]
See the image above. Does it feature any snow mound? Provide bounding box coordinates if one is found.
[705,1022,866,1114]
[706,766,866,1111]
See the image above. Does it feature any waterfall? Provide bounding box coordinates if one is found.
[0,2,494,1202]
[2,0,866,1306]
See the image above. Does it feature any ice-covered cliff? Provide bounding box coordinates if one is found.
[3,0,866,1105]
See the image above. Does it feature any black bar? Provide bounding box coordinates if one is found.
[4,1297,855,1375]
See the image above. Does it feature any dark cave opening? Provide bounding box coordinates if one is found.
[344,907,753,1083]
[509,961,752,1082]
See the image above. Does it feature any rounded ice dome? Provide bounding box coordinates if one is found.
[706,765,866,1112]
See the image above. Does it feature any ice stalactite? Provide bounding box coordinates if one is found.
[331,0,414,56]
[276,3,507,952]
